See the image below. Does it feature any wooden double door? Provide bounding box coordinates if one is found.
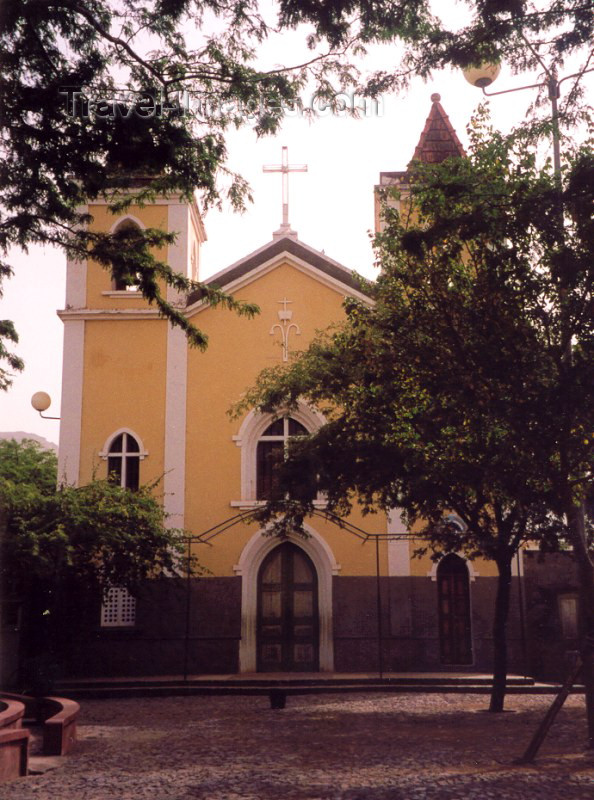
[257,543,319,672]
[437,554,473,665]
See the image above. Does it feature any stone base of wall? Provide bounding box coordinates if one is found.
[58,570,541,679]
[523,551,581,682]
[332,576,527,675]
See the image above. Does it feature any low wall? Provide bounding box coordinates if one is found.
[0,700,28,782]
[0,699,25,730]
[39,697,79,756]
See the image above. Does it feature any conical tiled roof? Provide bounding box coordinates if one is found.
[410,93,465,165]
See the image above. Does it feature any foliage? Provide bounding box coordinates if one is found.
[2,1,592,387]
[0,439,189,598]
[0,438,57,494]
[239,109,594,542]
[0,322,24,391]
[238,110,594,709]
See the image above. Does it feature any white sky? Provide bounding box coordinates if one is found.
[1,6,592,443]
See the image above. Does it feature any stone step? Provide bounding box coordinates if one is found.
[56,674,536,691]
[55,681,580,701]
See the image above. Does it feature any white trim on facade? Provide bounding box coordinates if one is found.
[57,320,85,485]
[229,499,329,510]
[387,508,411,576]
[511,549,524,577]
[186,252,372,317]
[163,203,190,529]
[58,309,160,321]
[98,428,148,460]
[232,403,326,502]
[64,205,88,309]
[427,555,480,582]
[65,257,87,309]
[109,214,146,233]
[233,524,340,673]
[100,291,144,298]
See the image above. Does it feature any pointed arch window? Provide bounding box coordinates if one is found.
[107,432,141,490]
[256,417,308,500]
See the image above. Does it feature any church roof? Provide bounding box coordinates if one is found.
[186,236,372,307]
[410,93,466,165]
[377,94,465,188]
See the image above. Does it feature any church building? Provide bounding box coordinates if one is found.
[55,97,571,680]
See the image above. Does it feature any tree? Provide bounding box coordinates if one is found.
[237,112,594,719]
[0,438,191,691]
[2,1,592,387]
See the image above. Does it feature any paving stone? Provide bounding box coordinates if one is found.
[1,694,593,798]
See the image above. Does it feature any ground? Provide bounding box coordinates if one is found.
[5,693,594,799]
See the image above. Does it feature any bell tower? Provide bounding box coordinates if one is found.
[374,93,466,233]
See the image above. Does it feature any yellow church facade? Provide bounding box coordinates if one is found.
[55,99,535,678]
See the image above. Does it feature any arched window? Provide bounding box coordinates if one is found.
[107,432,141,490]
[111,220,142,291]
[233,404,324,505]
[256,417,307,500]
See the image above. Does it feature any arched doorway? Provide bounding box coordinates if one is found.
[437,554,473,665]
[257,542,319,672]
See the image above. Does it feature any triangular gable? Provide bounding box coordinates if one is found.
[186,236,372,310]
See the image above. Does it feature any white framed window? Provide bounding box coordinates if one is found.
[232,403,325,505]
[100,587,136,628]
[99,429,148,490]
[110,218,144,292]
[256,417,308,500]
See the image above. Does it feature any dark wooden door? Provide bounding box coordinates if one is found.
[437,554,473,665]
[257,543,319,672]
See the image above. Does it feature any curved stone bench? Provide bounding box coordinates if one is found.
[0,699,25,730]
[0,700,29,782]
[38,697,79,756]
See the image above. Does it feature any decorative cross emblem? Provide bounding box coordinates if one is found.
[263,146,308,238]
[270,297,301,362]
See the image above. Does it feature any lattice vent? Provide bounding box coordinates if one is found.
[101,587,137,627]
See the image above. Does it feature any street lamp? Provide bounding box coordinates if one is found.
[31,391,60,420]
[464,56,594,747]
[462,60,594,177]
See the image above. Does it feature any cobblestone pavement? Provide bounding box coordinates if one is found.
[4,693,594,799]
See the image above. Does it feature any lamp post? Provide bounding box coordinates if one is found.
[31,392,60,420]
[463,60,593,179]
[463,59,594,747]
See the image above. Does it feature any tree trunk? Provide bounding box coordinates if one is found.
[566,503,594,747]
[489,557,513,712]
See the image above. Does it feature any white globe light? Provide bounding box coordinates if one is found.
[31,391,52,412]
[463,62,501,88]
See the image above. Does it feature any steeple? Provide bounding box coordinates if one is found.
[374,93,466,233]
[410,93,466,165]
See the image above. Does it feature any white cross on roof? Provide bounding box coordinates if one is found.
[263,146,308,240]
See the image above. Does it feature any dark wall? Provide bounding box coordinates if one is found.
[523,551,580,681]
[60,562,569,679]
[66,577,242,678]
[332,574,528,675]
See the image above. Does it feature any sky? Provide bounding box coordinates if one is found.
[1,5,592,443]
